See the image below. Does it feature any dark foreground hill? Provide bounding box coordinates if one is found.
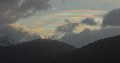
[1,35,120,63]
[52,35,120,63]
[0,39,76,63]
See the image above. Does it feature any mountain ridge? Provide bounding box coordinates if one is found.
[0,38,76,63]
[52,35,120,63]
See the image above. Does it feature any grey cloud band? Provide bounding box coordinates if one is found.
[0,0,50,25]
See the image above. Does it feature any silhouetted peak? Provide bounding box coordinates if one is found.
[53,35,120,63]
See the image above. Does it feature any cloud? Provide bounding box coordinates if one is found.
[0,24,40,45]
[0,0,51,25]
[60,8,120,48]
[102,8,120,27]
[56,23,79,33]
[56,19,79,33]
[0,0,51,44]
[81,18,97,25]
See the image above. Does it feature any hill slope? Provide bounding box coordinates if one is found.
[1,35,120,63]
[53,35,120,63]
[0,39,76,63]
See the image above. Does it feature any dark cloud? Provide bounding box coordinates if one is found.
[51,19,79,40]
[56,19,79,32]
[56,23,78,32]
[0,0,51,25]
[102,8,120,27]
[61,27,120,48]
[81,18,97,25]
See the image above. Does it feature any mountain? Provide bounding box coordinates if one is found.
[53,35,120,63]
[61,27,120,48]
[0,39,76,63]
[1,34,120,63]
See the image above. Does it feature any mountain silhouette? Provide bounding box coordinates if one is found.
[53,35,120,63]
[1,35,120,63]
[0,39,76,63]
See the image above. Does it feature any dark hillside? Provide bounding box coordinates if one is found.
[0,39,76,63]
[53,35,120,63]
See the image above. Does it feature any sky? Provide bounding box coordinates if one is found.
[18,0,120,38]
[50,0,120,11]
[1,0,120,40]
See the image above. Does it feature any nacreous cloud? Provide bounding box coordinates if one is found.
[0,0,51,25]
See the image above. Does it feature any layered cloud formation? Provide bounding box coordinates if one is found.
[60,8,120,48]
[0,0,50,45]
